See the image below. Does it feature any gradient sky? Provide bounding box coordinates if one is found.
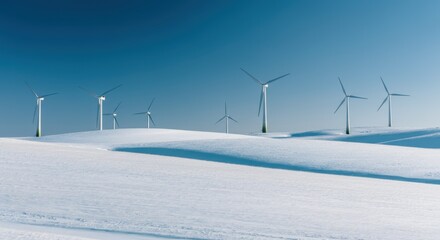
[1,0,440,136]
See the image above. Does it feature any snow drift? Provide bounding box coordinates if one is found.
[0,128,438,239]
[33,128,440,184]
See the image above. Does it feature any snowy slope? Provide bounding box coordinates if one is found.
[32,128,440,183]
[32,128,251,148]
[286,127,440,148]
[1,128,439,239]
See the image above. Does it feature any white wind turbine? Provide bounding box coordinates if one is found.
[26,82,58,137]
[241,68,290,133]
[215,101,238,134]
[79,84,122,131]
[334,78,367,135]
[134,98,156,128]
[377,77,409,127]
[104,102,122,130]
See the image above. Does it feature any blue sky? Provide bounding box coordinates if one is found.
[1,0,440,136]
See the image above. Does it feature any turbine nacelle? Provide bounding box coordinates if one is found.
[334,78,367,134]
[25,82,58,137]
[134,98,156,128]
[240,68,290,133]
[104,102,122,130]
[215,101,238,134]
[79,84,122,131]
[378,77,410,127]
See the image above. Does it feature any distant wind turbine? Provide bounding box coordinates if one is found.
[377,77,409,127]
[79,84,122,131]
[25,82,58,137]
[104,102,122,130]
[215,101,238,134]
[241,68,290,133]
[334,78,367,135]
[134,98,156,128]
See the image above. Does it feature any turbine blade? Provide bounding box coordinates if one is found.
[40,92,58,98]
[334,98,346,113]
[240,68,263,85]
[25,81,39,98]
[215,116,226,124]
[265,73,290,84]
[32,104,37,123]
[224,101,227,115]
[391,93,410,97]
[100,84,122,96]
[115,117,120,128]
[338,77,347,96]
[113,102,122,113]
[228,116,238,123]
[147,98,155,111]
[380,77,390,94]
[258,88,263,116]
[348,95,367,100]
[79,86,98,98]
[377,96,389,111]
[149,114,156,126]
[103,113,112,116]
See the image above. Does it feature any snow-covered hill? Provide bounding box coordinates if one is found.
[1,128,439,239]
[286,127,440,148]
[31,128,440,183]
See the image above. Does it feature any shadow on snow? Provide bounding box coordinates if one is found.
[287,128,440,149]
[335,129,437,144]
[116,147,440,185]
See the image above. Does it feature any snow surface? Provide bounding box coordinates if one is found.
[34,128,440,183]
[285,127,440,148]
[1,128,439,239]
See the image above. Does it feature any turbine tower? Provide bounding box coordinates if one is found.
[377,77,409,127]
[134,98,156,128]
[79,84,122,131]
[241,68,289,133]
[104,102,122,130]
[334,78,367,135]
[26,82,58,137]
[215,101,238,134]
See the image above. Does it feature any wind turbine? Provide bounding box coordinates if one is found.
[377,77,409,127]
[241,68,290,133]
[215,101,238,134]
[25,82,58,137]
[134,98,156,128]
[334,78,367,135]
[104,102,122,130]
[79,84,122,131]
